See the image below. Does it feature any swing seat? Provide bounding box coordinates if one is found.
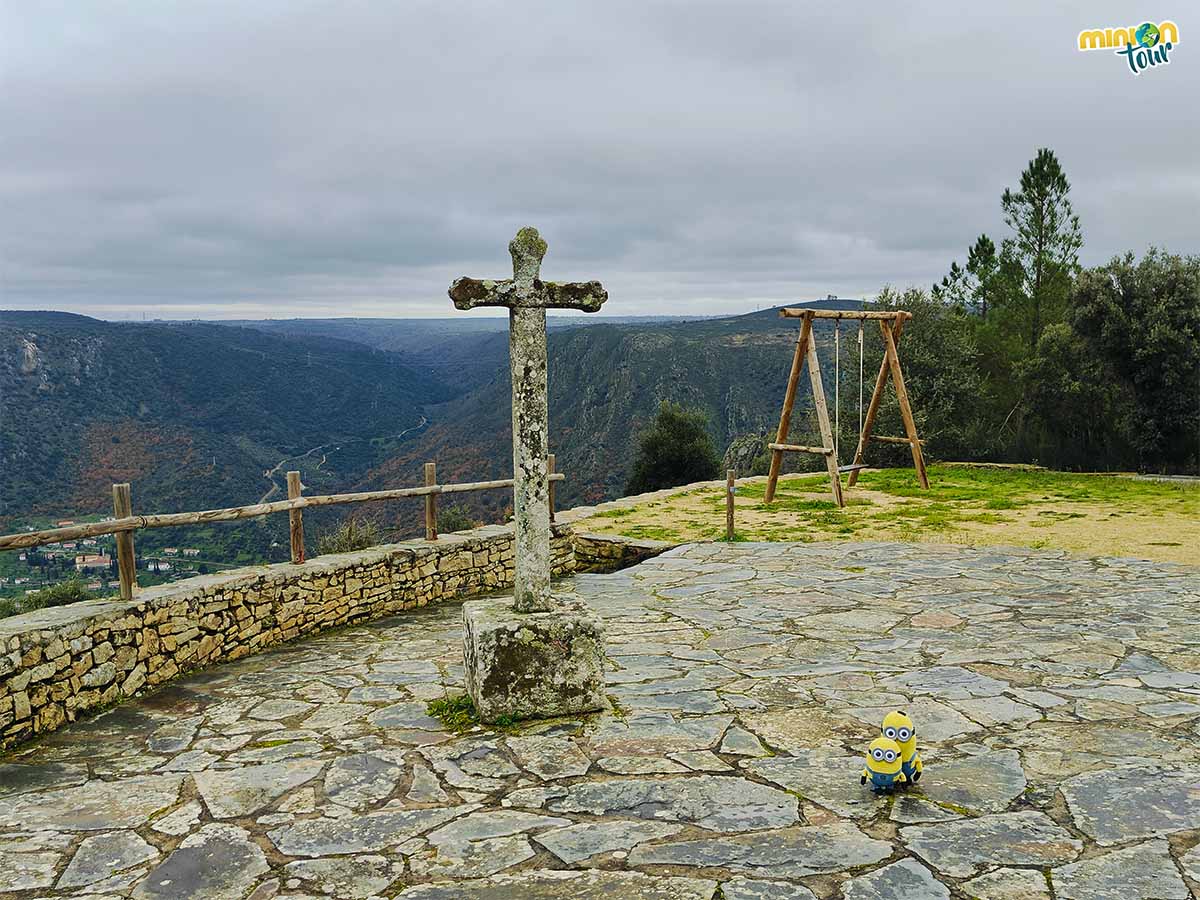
[838,463,870,474]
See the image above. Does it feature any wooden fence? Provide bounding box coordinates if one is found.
[0,456,562,602]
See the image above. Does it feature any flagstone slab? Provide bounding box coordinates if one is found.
[395,869,718,899]
[842,859,950,900]
[132,823,267,900]
[587,712,732,756]
[546,775,798,831]
[534,819,683,863]
[628,823,890,877]
[323,751,405,809]
[913,749,1027,814]
[720,879,818,900]
[744,752,886,819]
[1060,765,1200,845]
[961,867,1052,900]
[284,855,405,899]
[0,774,183,832]
[901,811,1082,878]
[268,804,473,856]
[194,758,324,818]
[58,830,158,889]
[0,831,70,892]
[1052,840,1189,900]
[0,762,88,798]
[506,734,591,779]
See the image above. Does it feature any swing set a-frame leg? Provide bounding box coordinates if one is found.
[804,326,844,507]
[765,318,811,504]
[881,320,929,489]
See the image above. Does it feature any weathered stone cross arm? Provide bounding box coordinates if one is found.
[449,277,606,311]
[449,227,607,312]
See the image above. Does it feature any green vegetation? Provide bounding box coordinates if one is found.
[926,148,1198,473]
[22,576,95,609]
[437,505,479,533]
[626,401,722,494]
[0,576,97,620]
[0,311,451,558]
[427,694,479,732]
[316,517,382,555]
[580,465,1199,564]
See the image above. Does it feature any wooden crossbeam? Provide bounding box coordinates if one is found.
[779,309,913,320]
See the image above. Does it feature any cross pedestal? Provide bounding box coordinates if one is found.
[449,227,608,722]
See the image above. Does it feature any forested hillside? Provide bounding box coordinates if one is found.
[0,312,451,533]
[361,300,925,520]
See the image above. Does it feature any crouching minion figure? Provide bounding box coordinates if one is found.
[860,737,906,793]
[882,710,922,783]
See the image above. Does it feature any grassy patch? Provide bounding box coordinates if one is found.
[426,694,522,733]
[426,694,480,733]
[574,464,1199,564]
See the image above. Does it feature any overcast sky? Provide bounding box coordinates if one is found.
[1,2,1194,319]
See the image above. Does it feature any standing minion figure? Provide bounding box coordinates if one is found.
[860,737,906,792]
[882,710,922,783]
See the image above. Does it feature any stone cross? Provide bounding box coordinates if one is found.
[449,227,607,612]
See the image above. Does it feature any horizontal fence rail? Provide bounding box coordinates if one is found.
[0,462,565,601]
[0,475,566,551]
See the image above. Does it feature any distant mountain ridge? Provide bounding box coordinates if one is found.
[0,311,451,528]
[1,298,871,555]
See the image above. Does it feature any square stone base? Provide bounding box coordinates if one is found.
[462,598,607,723]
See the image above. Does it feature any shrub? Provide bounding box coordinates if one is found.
[0,597,20,619]
[14,577,95,614]
[437,505,479,534]
[625,401,721,495]
[316,517,382,555]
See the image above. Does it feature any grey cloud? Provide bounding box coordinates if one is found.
[1,0,1195,318]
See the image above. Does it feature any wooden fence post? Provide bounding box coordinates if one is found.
[726,469,736,541]
[548,453,556,523]
[424,462,438,541]
[287,471,305,563]
[112,483,136,600]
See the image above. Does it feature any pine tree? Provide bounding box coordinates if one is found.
[999,148,1083,350]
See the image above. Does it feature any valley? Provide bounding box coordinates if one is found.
[2,300,930,589]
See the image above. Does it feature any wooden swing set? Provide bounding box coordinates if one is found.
[764,308,929,507]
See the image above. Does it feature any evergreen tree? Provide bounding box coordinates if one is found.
[998,148,1083,350]
[933,234,1001,318]
[625,402,721,495]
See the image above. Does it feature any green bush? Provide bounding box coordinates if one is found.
[316,518,382,555]
[13,577,95,614]
[0,597,20,619]
[625,401,721,495]
[437,504,479,534]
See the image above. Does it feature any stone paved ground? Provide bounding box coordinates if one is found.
[2,541,1200,899]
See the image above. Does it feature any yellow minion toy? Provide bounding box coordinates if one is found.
[881,710,922,783]
[860,737,906,792]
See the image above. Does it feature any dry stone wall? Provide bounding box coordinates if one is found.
[572,532,677,573]
[0,523,587,750]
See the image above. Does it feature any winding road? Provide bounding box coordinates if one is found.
[257,415,428,503]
